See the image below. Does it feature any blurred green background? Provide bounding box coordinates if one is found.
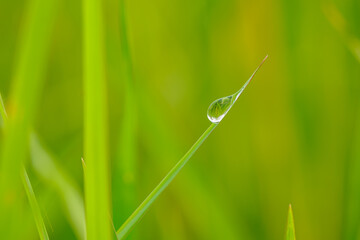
[0,0,360,239]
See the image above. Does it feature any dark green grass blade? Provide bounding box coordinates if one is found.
[83,0,112,239]
[286,204,296,240]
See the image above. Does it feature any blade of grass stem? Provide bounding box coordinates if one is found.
[1,94,50,240]
[286,204,296,240]
[2,93,85,239]
[116,123,217,239]
[21,168,49,240]
[0,93,7,121]
[138,87,247,239]
[113,0,138,228]
[83,0,111,239]
[116,56,266,238]
[30,134,86,240]
[82,157,121,240]
[0,0,56,237]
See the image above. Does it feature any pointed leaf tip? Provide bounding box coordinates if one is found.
[286,204,296,240]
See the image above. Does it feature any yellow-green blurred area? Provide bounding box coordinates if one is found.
[0,0,360,239]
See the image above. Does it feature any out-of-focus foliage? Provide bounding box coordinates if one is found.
[0,0,359,239]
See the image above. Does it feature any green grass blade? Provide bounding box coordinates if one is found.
[83,0,111,239]
[116,123,217,239]
[138,91,247,239]
[0,0,56,237]
[30,134,86,240]
[21,168,49,240]
[1,94,50,240]
[2,92,85,240]
[81,158,87,177]
[113,0,138,228]
[0,93,7,122]
[0,93,7,125]
[286,204,296,240]
[116,56,266,239]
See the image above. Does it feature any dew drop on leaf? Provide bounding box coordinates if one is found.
[207,55,268,123]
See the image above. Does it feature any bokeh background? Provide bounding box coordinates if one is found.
[1,0,360,239]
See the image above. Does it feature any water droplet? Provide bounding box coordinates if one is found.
[207,55,268,123]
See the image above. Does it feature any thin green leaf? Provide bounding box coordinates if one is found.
[0,0,57,237]
[1,94,50,240]
[138,88,247,239]
[0,93,7,123]
[116,56,267,239]
[116,123,217,239]
[1,94,85,240]
[21,168,49,240]
[286,204,296,240]
[30,134,86,240]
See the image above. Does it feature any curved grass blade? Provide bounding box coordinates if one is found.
[286,204,296,240]
[138,88,248,239]
[116,56,268,239]
[30,135,86,240]
[2,96,85,240]
[1,94,85,240]
[21,168,49,240]
[1,94,50,240]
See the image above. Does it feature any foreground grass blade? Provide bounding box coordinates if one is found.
[21,168,49,240]
[0,0,56,237]
[83,0,111,239]
[116,56,267,239]
[0,94,50,240]
[138,90,247,239]
[286,204,296,240]
[116,123,217,239]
